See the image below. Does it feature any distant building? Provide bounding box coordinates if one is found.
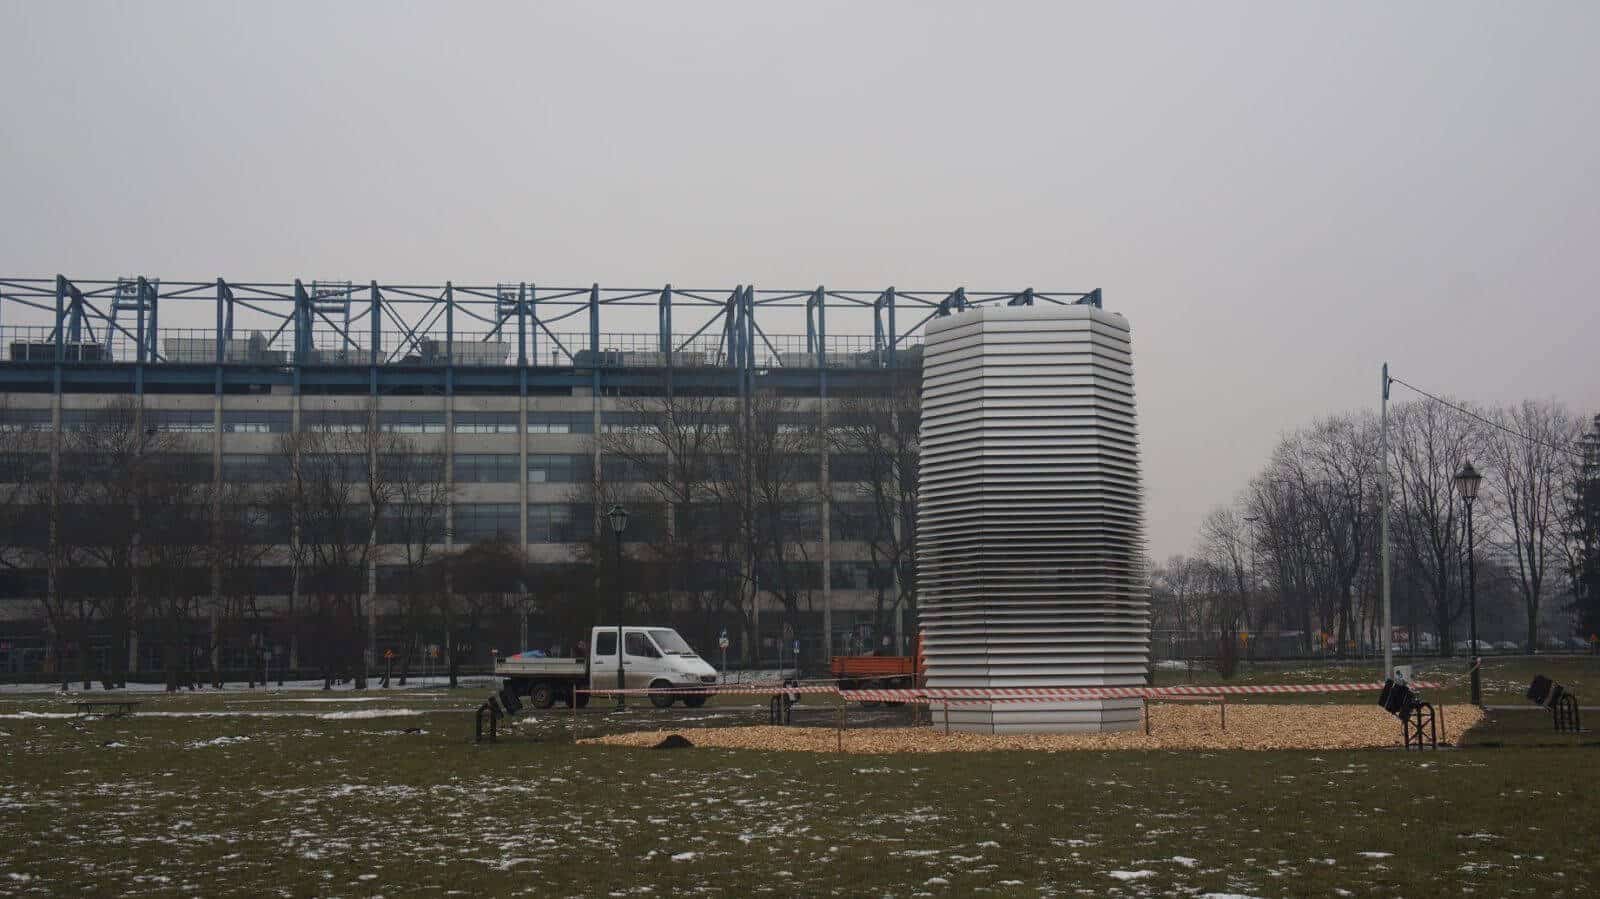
[0,276,1100,679]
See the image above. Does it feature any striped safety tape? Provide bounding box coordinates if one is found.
[839,682,1440,705]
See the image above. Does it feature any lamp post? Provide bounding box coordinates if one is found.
[1453,461,1483,707]
[607,504,628,710]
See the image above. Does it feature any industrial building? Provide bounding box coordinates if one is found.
[0,276,1104,679]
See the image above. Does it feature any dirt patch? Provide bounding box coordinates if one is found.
[583,703,1484,753]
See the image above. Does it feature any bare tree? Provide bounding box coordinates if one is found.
[51,399,207,688]
[271,415,399,689]
[1386,399,1482,654]
[1197,505,1253,640]
[1485,400,1582,649]
[210,481,278,687]
[597,393,738,650]
[828,380,921,646]
[706,392,824,664]
[381,442,451,684]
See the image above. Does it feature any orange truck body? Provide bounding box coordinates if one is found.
[829,655,918,679]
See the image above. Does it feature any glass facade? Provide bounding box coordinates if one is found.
[453,453,520,483]
[453,502,520,541]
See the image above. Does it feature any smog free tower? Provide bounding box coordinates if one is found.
[917,300,1148,733]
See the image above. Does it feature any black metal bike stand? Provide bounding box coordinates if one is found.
[1402,701,1437,751]
[1552,691,1581,733]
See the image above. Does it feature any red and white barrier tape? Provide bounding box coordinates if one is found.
[841,682,1440,705]
[568,681,1438,703]
[577,684,838,696]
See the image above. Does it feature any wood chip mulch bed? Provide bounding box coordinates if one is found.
[582,703,1484,753]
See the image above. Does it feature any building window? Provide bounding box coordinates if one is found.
[831,561,894,591]
[755,560,822,591]
[0,408,51,431]
[600,454,664,483]
[454,502,520,542]
[380,453,445,483]
[303,409,369,432]
[302,453,369,483]
[378,410,445,433]
[0,452,49,482]
[776,412,820,433]
[146,409,215,432]
[453,453,520,483]
[454,411,520,434]
[60,408,125,431]
[528,503,593,543]
[756,503,821,542]
[601,412,658,434]
[527,453,589,484]
[378,506,446,545]
[222,410,292,434]
[619,504,666,543]
[221,453,289,483]
[527,411,591,434]
[829,453,876,482]
[830,501,886,542]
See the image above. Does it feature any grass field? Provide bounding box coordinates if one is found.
[2,657,1596,897]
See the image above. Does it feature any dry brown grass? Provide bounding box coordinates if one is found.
[584,702,1485,753]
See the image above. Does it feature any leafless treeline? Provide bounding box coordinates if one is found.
[0,398,484,690]
[579,383,920,660]
[1155,398,1596,655]
[0,384,923,686]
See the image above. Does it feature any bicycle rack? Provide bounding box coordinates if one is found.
[474,701,501,743]
[1380,676,1437,751]
[1403,702,1437,751]
[1529,675,1582,734]
[1552,691,1582,734]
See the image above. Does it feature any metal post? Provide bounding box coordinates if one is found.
[1466,495,1480,706]
[1380,363,1392,680]
[614,524,625,710]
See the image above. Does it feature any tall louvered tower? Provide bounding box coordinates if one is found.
[917,302,1148,733]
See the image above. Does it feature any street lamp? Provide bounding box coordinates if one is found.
[1453,461,1483,706]
[607,504,628,710]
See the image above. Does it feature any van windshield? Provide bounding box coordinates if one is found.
[649,629,695,655]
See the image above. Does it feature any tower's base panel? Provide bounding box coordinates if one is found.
[931,699,1143,735]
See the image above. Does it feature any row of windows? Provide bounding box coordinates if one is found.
[0,559,892,597]
[24,409,604,435]
[6,452,881,486]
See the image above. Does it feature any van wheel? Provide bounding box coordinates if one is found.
[682,695,708,709]
[530,683,557,709]
[649,682,677,709]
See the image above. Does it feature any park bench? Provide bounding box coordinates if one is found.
[72,699,140,718]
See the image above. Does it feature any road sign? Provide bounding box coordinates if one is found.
[793,639,800,656]
[718,631,730,650]
[383,649,395,660]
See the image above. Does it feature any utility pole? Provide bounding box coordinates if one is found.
[1379,363,1393,680]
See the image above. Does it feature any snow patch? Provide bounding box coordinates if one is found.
[670,852,698,862]
[1107,870,1155,881]
[317,709,425,720]
[186,736,251,748]
[1171,856,1199,867]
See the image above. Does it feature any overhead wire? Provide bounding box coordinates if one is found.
[1387,374,1590,461]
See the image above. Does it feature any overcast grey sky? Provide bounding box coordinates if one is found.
[2,1,1596,558]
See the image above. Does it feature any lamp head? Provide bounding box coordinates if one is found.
[1453,461,1483,503]
[607,503,628,536]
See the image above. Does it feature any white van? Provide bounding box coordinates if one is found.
[494,625,719,709]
